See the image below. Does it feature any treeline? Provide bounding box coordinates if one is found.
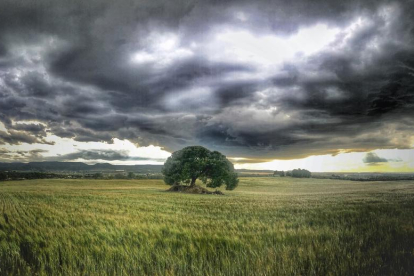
[0,171,64,181]
[312,173,414,181]
[273,169,312,178]
[238,173,273,177]
[85,172,163,180]
[290,169,311,178]
[0,162,163,173]
[0,171,163,181]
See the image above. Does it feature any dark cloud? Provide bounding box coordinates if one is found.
[0,148,48,162]
[12,123,46,133]
[53,149,159,162]
[0,130,53,145]
[362,152,404,166]
[0,147,163,163]
[0,0,413,161]
[363,152,388,165]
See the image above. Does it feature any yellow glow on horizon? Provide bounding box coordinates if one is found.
[235,149,414,172]
[1,129,414,172]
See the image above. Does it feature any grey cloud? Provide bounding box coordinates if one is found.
[0,130,53,145]
[0,0,413,161]
[0,147,163,163]
[0,148,48,162]
[363,152,388,164]
[53,149,164,162]
[12,123,46,133]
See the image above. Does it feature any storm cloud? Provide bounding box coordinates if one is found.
[363,152,388,164]
[0,0,414,161]
[0,148,48,162]
[53,149,164,162]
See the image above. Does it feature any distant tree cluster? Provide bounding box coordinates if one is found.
[0,172,7,181]
[82,172,163,180]
[312,173,414,181]
[0,171,64,181]
[273,170,285,177]
[0,171,164,181]
[291,169,311,178]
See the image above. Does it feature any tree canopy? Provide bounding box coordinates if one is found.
[162,146,239,190]
[291,168,311,178]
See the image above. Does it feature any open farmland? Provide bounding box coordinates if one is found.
[1,177,413,275]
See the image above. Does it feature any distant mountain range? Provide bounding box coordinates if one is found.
[0,162,274,174]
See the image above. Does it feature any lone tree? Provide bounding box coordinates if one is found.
[162,146,239,190]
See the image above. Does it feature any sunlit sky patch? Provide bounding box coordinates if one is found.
[209,24,340,67]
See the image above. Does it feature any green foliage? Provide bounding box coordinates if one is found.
[92,172,103,179]
[162,146,239,190]
[0,178,413,275]
[0,171,63,181]
[127,172,135,179]
[0,171,7,181]
[273,170,285,177]
[291,168,311,178]
[114,173,126,179]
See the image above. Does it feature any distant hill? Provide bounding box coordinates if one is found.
[0,162,163,173]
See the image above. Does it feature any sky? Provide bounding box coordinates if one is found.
[0,0,414,172]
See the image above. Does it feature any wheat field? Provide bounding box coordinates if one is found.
[0,177,413,275]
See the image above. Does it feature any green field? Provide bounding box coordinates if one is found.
[1,178,413,275]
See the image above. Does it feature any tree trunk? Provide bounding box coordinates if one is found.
[190,177,197,187]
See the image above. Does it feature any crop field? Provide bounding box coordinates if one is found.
[0,177,414,275]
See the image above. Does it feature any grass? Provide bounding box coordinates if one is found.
[0,177,413,275]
